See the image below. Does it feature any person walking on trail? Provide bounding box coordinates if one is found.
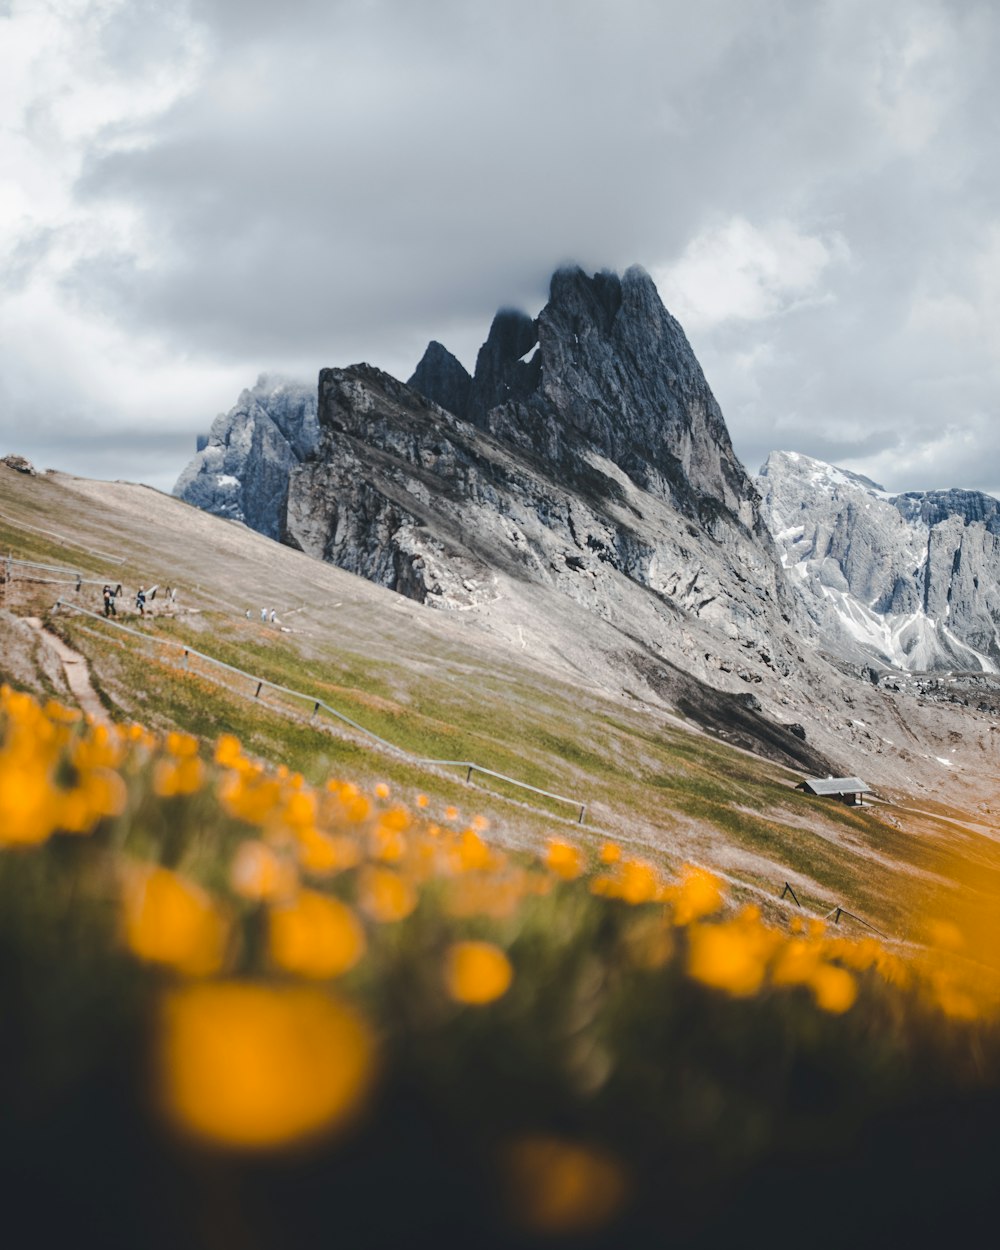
[269,608,277,624]
[261,607,267,622]
[136,586,146,616]
[102,585,112,617]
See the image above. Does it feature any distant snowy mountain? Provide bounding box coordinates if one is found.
[757,451,1000,672]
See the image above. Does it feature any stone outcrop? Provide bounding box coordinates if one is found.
[174,376,318,539]
[277,269,797,671]
[177,267,804,692]
[465,267,766,537]
[1,455,37,475]
[758,450,1000,671]
[407,341,472,421]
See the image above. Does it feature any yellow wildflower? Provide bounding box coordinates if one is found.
[269,891,366,979]
[545,839,584,880]
[214,733,245,768]
[121,863,227,975]
[230,840,297,901]
[357,866,418,923]
[671,864,726,924]
[444,941,513,1004]
[688,911,776,997]
[296,828,362,876]
[153,755,205,797]
[157,982,375,1149]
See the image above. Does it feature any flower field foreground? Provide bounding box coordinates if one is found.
[1,688,1000,1249]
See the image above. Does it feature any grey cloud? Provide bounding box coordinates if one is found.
[7,0,1000,497]
[74,0,816,363]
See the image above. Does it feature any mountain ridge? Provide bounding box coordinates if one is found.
[757,449,1000,672]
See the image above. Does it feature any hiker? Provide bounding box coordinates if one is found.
[136,586,146,616]
[102,585,112,617]
[269,608,277,624]
[261,607,267,622]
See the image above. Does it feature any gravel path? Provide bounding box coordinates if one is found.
[25,616,110,726]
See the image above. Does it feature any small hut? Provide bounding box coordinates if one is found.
[796,776,872,806]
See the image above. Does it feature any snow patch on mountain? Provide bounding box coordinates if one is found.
[758,450,1000,673]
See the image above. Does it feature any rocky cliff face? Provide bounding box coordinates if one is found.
[277,269,798,678]
[459,267,766,537]
[757,450,1000,671]
[174,376,318,539]
[174,268,849,770]
[407,341,472,421]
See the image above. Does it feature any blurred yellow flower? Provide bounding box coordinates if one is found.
[671,864,726,925]
[614,859,661,905]
[546,839,584,880]
[230,840,297,902]
[502,1136,628,1234]
[166,731,199,758]
[72,723,125,771]
[0,760,60,845]
[269,891,366,979]
[688,916,774,997]
[371,822,407,863]
[599,841,621,864]
[153,755,205,797]
[58,766,127,833]
[121,864,227,975]
[214,733,245,768]
[444,941,513,1004]
[455,829,495,873]
[445,873,524,920]
[43,698,82,725]
[357,866,418,923]
[810,963,857,1014]
[771,937,858,1013]
[219,771,283,825]
[157,982,375,1149]
[296,828,361,876]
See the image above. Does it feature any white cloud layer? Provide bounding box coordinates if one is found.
[653,218,848,329]
[1,0,999,495]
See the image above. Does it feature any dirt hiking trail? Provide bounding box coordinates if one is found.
[25,616,110,726]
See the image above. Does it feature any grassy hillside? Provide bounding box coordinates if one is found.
[2,465,999,940]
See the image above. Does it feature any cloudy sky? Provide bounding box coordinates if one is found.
[2,0,998,495]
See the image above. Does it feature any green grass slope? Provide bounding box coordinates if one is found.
[2,465,998,939]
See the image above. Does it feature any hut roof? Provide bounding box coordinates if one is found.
[797,776,872,796]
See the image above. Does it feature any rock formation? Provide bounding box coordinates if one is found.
[279,268,797,671]
[174,376,318,539]
[407,341,472,421]
[461,267,765,536]
[757,450,1000,671]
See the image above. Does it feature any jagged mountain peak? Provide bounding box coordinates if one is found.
[445,264,763,538]
[406,341,472,421]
